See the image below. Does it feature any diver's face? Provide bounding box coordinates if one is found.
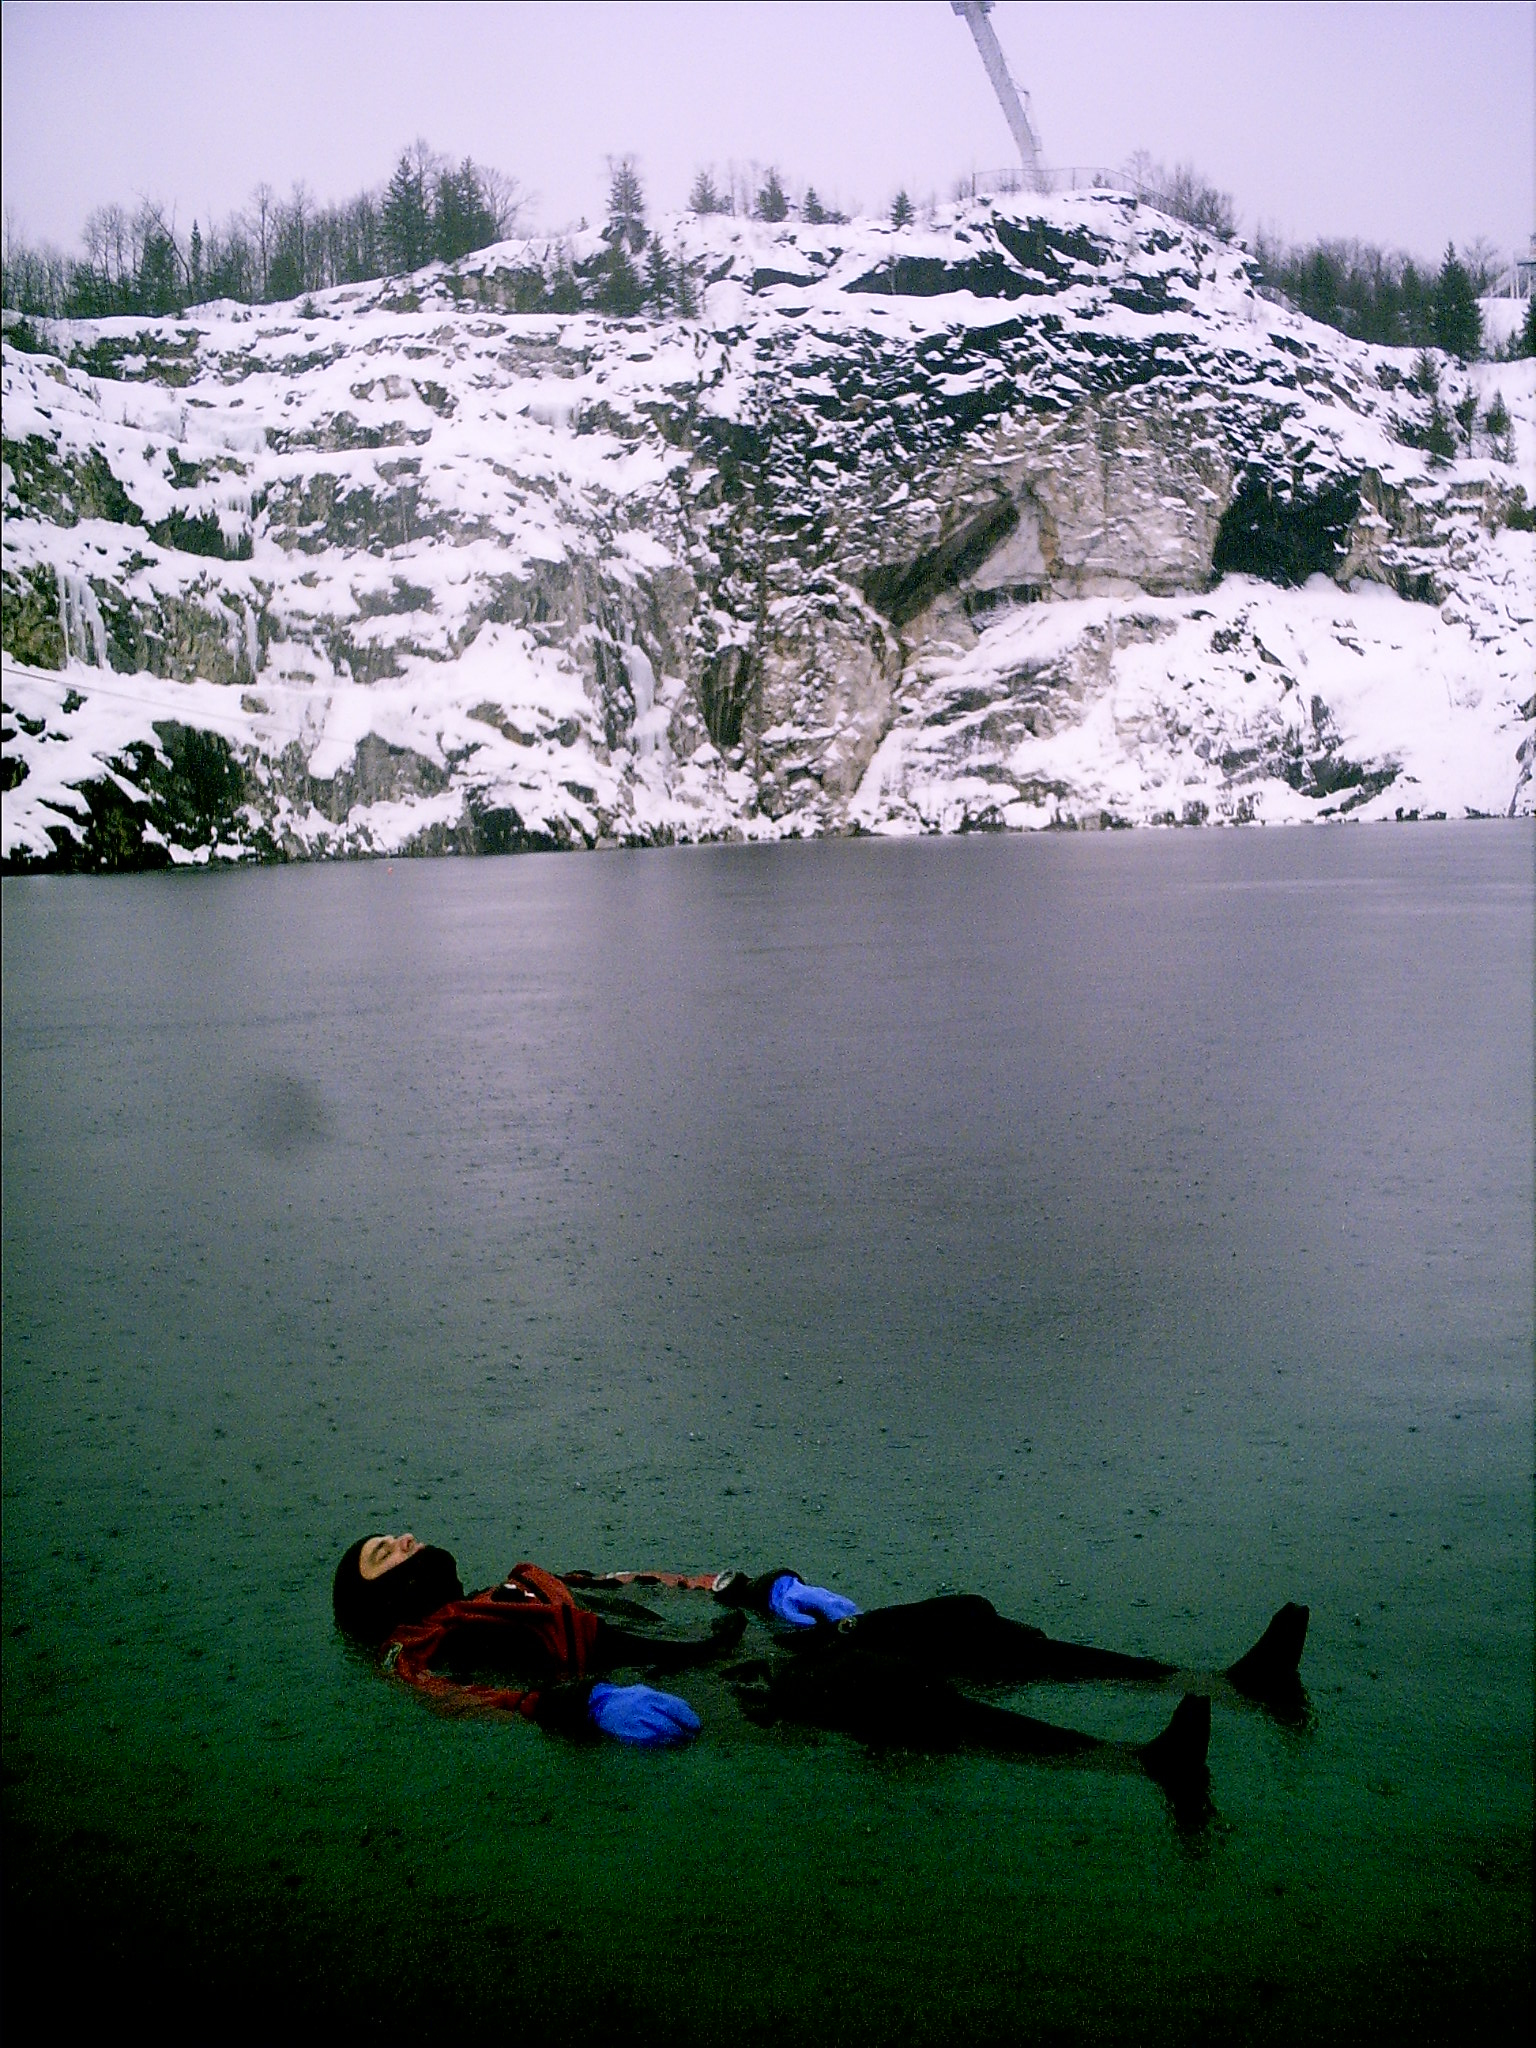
[359,1532,421,1581]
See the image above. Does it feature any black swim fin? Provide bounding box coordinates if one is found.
[1138,1692,1211,1796]
[1225,1602,1310,1704]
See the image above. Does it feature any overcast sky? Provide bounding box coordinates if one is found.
[2,1,1531,262]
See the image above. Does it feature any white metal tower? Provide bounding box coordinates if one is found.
[951,0,1044,190]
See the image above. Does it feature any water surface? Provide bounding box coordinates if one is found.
[3,826,1531,2042]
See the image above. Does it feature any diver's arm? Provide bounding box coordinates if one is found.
[530,1679,601,1739]
[532,1679,701,1746]
[712,1569,804,1612]
[713,1569,860,1628]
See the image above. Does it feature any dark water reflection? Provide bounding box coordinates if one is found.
[2,826,1531,2043]
[240,1073,332,1158]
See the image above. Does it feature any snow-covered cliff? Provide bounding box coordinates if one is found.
[3,193,1532,868]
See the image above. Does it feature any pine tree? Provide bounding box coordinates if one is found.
[434,161,479,263]
[604,156,647,253]
[334,194,380,285]
[267,238,303,301]
[267,186,312,301]
[1422,396,1456,463]
[1483,391,1514,461]
[381,149,434,274]
[188,221,203,301]
[644,238,673,312]
[1431,244,1482,362]
[1302,246,1342,327]
[547,252,583,314]
[1519,294,1536,360]
[600,241,644,315]
[890,189,914,229]
[802,188,826,226]
[688,169,724,215]
[435,159,498,264]
[1398,260,1433,347]
[756,168,789,222]
[136,213,181,316]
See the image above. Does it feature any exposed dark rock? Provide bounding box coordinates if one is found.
[305,734,448,822]
[167,451,214,490]
[463,792,564,854]
[845,255,1041,301]
[71,329,199,386]
[1213,473,1360,588]
[699,645,754,748]
[864,500,1020,626]
[141,722,248,844]
[354,578,436,619]
[751,270,821,294]
[994,216,1111,271]
[594,637,636,750]
[3,436,143,526]
[322,631,406,685]
[1391,566,1444,605]
[5,718,250,871]
[2,564,67,668]
[147,507,251,560]
[1274,693,1400,807]
[265,470,445,554]
[2,771,166,873]
[467,702,537,746]
[265,412,425,453]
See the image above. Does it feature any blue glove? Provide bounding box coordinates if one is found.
[768,1574,861,1629]
[586,1682,701,1746]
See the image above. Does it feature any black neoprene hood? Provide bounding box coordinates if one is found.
[332,1540,463,1642]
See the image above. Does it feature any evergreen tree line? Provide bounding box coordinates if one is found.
[1,143,520,320]
[582,159,900,310]
[6,139,1528,364]
[576,156,697,317]
[1394,347,1519,466]
[497,157,845,319]
[439,158,702,319]
[685,162,849,226]
[1252,235,1531,360]
[1119,156,1527,362]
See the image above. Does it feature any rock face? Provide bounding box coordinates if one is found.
[3,194,1532,869]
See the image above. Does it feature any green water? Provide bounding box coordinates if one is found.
[2,826,1530,2043]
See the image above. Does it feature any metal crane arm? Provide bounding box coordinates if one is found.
[951,0,1043,187]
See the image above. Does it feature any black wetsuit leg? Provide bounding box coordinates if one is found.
[753,1643,1107,1757]
[936,1694,1104,1758]
[837,1596,1175,1684]
[1027,1638,1177,1682]
[834,1596,1033,1670]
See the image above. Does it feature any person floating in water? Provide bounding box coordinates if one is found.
[332,1532,1310,1806]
